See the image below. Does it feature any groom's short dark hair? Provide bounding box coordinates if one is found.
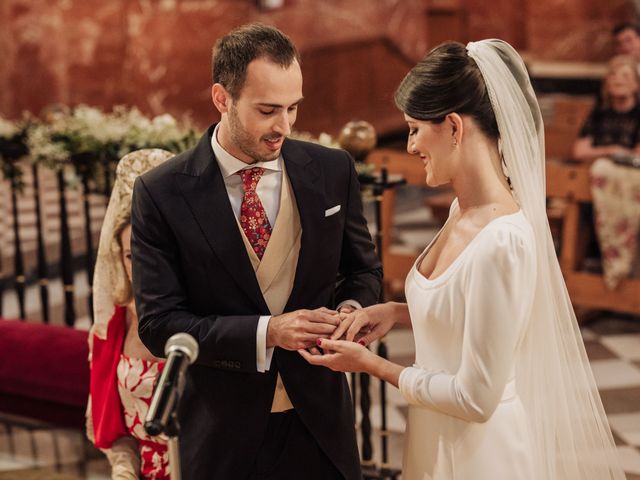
[212,23,301,99]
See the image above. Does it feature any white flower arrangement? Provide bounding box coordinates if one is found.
[123,111,198,154]
[24,105,198,173]
[0,114,33,188]
[2,104,195,194]
[26,106,100,169]
[0,116,20,139]
[26,122,68,167]
[290,130,341,149]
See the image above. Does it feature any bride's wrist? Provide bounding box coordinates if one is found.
[369,355,403,387]
[389,301,410,326]
[367,353,387,377]
[380,302,399,326]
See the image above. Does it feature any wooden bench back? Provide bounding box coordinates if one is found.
[543,95,595,159]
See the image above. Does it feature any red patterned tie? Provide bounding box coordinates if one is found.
[238,167,272,259]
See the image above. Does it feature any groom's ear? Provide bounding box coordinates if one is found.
[211,84,230,113]
[445,113,464,146]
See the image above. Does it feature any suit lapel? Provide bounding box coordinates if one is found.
[281,140,325,311]
[174,127,268,313]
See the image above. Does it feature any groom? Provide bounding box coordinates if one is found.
[131,23,381,479]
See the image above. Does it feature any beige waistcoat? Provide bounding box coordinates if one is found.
[237,166,301,412]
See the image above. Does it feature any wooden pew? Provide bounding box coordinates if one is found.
[547,160,640,314]
[540,95,640,314]
[367,149,640,314]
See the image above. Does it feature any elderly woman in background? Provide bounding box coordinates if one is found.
[573,54,640,162]
[86,149,173,479]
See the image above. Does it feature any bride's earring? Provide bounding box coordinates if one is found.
[498,138,513,190]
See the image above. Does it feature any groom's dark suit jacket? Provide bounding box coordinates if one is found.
[131,125,382,479]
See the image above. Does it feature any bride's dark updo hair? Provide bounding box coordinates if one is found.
[394,42,499,141]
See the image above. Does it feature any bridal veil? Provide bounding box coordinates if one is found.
[466,39,625,479]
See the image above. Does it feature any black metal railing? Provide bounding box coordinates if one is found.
[0,156,405,475]
[0,157,112,327]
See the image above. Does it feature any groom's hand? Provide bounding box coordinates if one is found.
[267,307,340,351]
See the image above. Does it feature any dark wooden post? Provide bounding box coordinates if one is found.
[0,133,29,320]
[57,169,75,326]
[10,179,26,319]
[80,170,94,322]
[360,371,375,472]
[102,152,113,198]
[32,163,50,323]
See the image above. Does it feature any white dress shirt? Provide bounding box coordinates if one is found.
[211,125,279,372]
[211,125,361,373]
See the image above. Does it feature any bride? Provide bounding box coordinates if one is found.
[299,40,625,479]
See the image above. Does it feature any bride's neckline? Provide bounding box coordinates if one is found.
[413,202,523,287]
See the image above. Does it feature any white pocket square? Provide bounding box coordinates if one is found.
[325,205,341,217]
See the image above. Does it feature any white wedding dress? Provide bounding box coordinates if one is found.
[398,200,537,480]
[391,39,624,480]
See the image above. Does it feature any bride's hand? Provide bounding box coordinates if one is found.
[298,339,376,373]
[331,303,396,346]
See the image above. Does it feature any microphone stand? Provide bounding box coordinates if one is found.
[145,333,198,480]
[146,384,184,480]
[165,410,182,480]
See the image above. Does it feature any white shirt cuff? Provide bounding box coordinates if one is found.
[256,315,274,372]
[336,299,362,311]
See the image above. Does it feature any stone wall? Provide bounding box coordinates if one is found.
[1,0,636,135]
[0,0,425,135]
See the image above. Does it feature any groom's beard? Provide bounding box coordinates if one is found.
[228,105,281,164]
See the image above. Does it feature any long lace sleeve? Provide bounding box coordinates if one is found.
[399,222,536,423]
[103,436,141,480]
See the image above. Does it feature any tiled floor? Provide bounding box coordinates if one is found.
[0,416,110,479]
[1,187,639,478]
[360,315,640,479]
[586,320,640,478]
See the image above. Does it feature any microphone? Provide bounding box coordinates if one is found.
[144,333,199,437]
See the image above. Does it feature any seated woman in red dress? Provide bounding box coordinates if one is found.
[87,149,174,479]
